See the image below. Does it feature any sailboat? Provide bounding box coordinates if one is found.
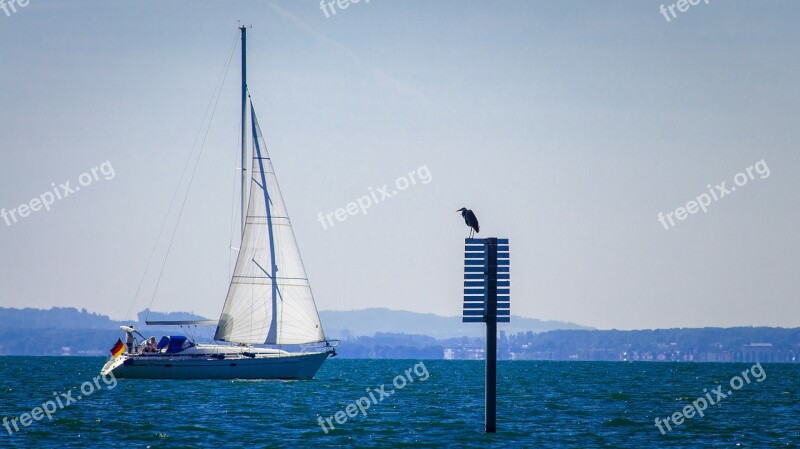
[101,27,337,380]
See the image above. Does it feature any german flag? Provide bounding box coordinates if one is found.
[110,338,125,357]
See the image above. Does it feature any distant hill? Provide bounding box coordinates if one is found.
[0,307,214,355]
[0,307,117,330]
[0,307,208,330]
[0,306,587,356]
[319,308,590,339]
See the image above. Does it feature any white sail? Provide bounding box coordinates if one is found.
[214,104,325,345]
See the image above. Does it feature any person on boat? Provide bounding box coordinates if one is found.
[144,337,158,353]
[126,329,136,354]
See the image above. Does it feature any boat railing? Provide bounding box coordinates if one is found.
[298,339,340,354]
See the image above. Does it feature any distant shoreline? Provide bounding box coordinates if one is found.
[1,307,797,362]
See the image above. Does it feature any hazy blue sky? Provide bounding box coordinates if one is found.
[1,1,798,330]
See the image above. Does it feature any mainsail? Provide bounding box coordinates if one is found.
[214,104,325,345]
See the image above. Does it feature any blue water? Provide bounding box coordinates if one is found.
[0,357,798,448]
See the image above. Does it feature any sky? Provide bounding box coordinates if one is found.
[0,1,798,330]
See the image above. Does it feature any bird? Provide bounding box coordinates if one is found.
[457,207,480,238]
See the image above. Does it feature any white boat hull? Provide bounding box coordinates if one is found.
[102,347,332,380]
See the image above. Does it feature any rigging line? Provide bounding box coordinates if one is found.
[127,31,240,323]
[227,137,241,277]
[227,89,243,277]
[146,31,240,318]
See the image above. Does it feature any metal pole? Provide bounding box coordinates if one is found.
[485,237,497,433]
[240,26,247,237]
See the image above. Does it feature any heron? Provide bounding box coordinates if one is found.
[457,207,480,238]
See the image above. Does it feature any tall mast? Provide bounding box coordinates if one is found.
[240,25,247,237]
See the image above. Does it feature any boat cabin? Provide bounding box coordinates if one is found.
[156,336,195,354]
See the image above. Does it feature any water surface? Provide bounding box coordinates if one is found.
[0,358,797,448]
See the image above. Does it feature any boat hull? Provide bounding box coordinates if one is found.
[102,350,331,380]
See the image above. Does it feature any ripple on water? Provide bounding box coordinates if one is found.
[1,358,799,448]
